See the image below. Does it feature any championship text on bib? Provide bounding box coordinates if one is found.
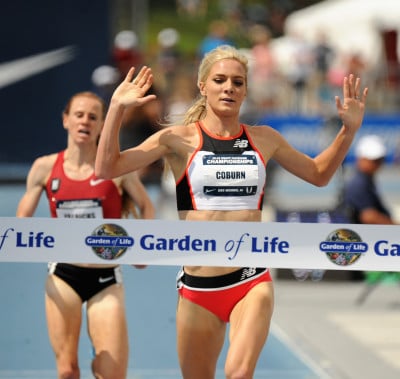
[0,217,399,271]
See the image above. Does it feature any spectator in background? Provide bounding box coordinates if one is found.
[247,24,279,112]
[112,30,144,77]
[91,65,120,103]
[314,31,335,83]
[327,52,368,111]
[312,30,336,113]
[198,19,234,59]
[285,31,315,114]
[92,31,144,105]
[218,0,240,19]
[346,52,367,80]
[340,134,397,282]
[156,28,182,96]
[342,134,395,224]
[176,0,207,17]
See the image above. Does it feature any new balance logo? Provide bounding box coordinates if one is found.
[240,267,257,280]
[233,139,248,148]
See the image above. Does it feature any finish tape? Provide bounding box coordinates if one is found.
[0,217,399,271]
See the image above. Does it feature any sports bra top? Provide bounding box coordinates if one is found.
[45,150,122,218]
[176,122,266,211]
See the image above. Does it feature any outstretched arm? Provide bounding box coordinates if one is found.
[95,66,157,179]
[272,74,368,186]
[312,73,368,184]
[334,74,368,134]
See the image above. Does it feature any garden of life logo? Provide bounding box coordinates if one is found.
[319,228,368,267]
[85,224,133,260]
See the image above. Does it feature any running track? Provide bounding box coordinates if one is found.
[0,184,330,378]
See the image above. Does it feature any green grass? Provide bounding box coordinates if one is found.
[146,4,249,59]
[148,10,208,56]
[140,0,324,59]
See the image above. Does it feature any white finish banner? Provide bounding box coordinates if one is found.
[0,217,399,271]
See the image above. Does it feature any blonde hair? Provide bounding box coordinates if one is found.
[183,45,248,126]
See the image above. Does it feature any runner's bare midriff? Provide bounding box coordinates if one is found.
[179,209,261,222]
[178,209,262,277]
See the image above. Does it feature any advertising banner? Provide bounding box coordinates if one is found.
[0,217,399,271]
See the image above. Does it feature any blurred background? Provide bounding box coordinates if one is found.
[2,0,400,165]
[1,1,400,378]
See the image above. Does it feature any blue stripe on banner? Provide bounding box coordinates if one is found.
[0,217,399,271]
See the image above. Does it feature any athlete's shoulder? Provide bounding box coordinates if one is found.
[26,152,59,187]
[158,123,199,143]
[31,152,58,173]
[167,122,197,134]
[244,123,278,137]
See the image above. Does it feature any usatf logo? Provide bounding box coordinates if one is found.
[85,224,133,260]
[319,228,367,267]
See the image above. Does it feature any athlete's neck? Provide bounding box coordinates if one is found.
[200,120,241,137]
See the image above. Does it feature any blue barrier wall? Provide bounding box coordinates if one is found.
[260,114,400,164]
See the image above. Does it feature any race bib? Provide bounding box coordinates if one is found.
[55,199,103,218]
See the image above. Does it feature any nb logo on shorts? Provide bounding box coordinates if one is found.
[240,267,257,280]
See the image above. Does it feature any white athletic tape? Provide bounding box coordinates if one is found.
[0,217,399,271]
